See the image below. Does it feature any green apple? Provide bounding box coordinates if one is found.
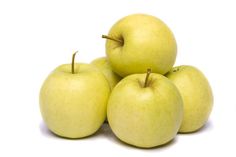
[102,14,177,77]
[166,65,213,133]
[107,69,183,148]
[91,57,122,90]
[39,52,110,138]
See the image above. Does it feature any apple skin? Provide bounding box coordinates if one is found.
[91,57,122,90]
[39,63,110,138]
[166,65,213,133]
[105,14,177,77]
[107,73,183,148]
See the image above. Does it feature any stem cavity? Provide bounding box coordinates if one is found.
[144,69,152,88]
[72,51,78,74]
[102,35,124,44]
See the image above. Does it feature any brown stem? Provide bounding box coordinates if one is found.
[72,51,78,74]
[144,69,152,88]
[102,35,123,44]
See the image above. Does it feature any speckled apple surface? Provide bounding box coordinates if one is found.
[91,57,122,90]
[166,65,213,133]
[40,63,110,138]
[107,73,183,148]
[105,14,177,77]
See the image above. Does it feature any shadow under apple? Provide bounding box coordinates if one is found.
[178,120,214,135]
[39,120,213,149]
[39,121,107,140]
[93,122,178,150]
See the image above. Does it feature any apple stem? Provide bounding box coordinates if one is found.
[102,35,123,44]
[72,51,78,74]
[144,69,152,88]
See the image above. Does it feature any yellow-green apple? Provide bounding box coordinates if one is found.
[39,52,110,138]
[166,65,213,133]
[102,14,177,77]
[91,57,122,90]
[107,69,183,148]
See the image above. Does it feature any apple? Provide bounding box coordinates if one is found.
[166,65,213,133]
[102,14,177,77]
[91,57,122,90]
[39,52,110,138]
[107,69,183,148]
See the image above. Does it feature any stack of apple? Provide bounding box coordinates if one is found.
[40,14,213,148]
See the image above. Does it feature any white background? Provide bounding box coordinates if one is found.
[0,0,235,156]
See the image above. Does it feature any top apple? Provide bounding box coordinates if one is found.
[103,14,177,77]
